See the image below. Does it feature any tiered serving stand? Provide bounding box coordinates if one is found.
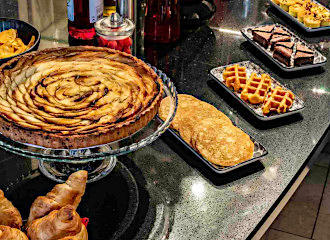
[0,67,178,183]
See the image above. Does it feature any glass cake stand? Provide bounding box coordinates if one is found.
[0,67,178,183]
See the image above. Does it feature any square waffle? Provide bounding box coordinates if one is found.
[211,61,304,119]
[241,73,272,104]
[222,64,247,92]
[262,86,295,114]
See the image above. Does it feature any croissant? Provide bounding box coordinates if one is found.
[0,189,22,229]
[27,170,88,226]
[27,205,88,240]
[0,225,28,240]
[58,223,88,240]
[58,225,88,240]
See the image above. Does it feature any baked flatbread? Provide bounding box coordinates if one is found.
[193,118,254,166]
[178,101,232,145]
[158,94,254,166]
[158,94,201,130]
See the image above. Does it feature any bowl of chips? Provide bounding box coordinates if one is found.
[0,18,40,64]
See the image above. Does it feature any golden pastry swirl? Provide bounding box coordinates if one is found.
[0,47,163,148]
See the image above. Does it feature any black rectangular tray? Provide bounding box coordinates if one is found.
[158,117,268,174]
[241,24,327,72]
[210,61,305,121]
[267,0,330,33]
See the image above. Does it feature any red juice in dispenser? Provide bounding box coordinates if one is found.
[67,0,104,46]
[145,0,181,43]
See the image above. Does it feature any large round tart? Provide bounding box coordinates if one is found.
[0,46,163,149]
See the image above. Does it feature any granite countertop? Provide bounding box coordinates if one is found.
[0,0,329,239]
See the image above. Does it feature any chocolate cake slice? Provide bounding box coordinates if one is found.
[294,43,314,66]
[252,31,272,48]
[294,52,314,66]
[251,25,276,48]
[275,41,294,49]
[273,45,293,67]
[273,27,291,36]
[270,34,291,49]
[296,43,313,54]
[252,25,275,33]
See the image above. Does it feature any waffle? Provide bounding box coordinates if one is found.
[241,73,272,104]
[222,64,248,92]
[262,86,295,114]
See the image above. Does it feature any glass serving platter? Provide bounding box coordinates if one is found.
[0,66,178,182]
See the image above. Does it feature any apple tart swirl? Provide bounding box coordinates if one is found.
[0,47,163,148]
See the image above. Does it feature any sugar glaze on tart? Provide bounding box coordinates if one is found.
[0,47,163,148]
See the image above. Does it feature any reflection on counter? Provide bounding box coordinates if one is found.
[191,181,206,199]
[144,0,180,43]
[312,87,328,95]
[210,27,243,37]
[262,166,278,181]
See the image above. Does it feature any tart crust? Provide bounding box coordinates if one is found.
[0,46,163,149]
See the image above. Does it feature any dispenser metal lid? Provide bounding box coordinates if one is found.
[95,12,135,39]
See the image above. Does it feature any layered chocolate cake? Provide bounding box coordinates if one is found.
[270,35,291,49]
[252,25,275,33]
[252,25,275,48]
[273,42,294,67]
[294,43,314,66]
[269,27,291,49]
[294,52,314,66]
[296,43,314,54]
[252,32,272,48]
[248,24,318,68]
[251,25,292,50]
[275,41,294,49]
[272,28,291,36]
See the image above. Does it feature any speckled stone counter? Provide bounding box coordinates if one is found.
[0,0,329,239]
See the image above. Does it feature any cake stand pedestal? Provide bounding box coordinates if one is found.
[0,67,177,183]
[38,157,117,183]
